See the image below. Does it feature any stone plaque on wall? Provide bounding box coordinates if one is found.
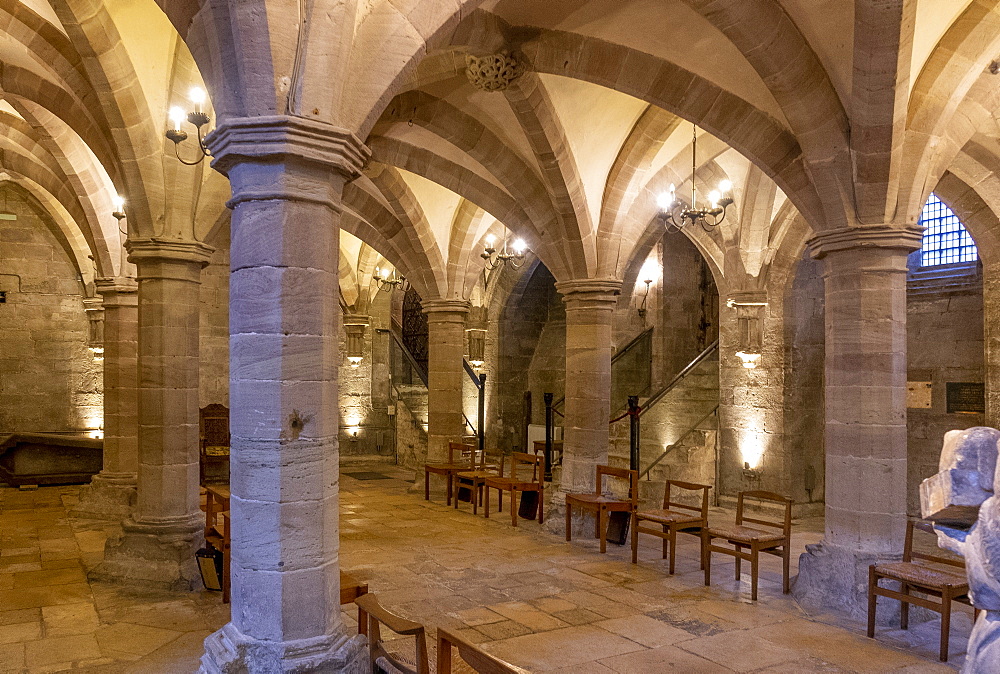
[946,382,985,414]
[907,381,932,409]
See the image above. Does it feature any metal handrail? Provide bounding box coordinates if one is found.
[388,328,428,388]
[638,405,719,480]
[639,339,719,416]
[551,327,656,410]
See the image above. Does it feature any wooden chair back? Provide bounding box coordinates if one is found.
[355,593,429,674]
[509,452,542,484]
[664,480,711,518]
[906,519,965,569]
[447,442,477,468]
[200,404,230,450]
[736,490,793,538]
[437,628,529,674]
[596,465,639,505]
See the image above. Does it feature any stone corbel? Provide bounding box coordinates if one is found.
[343,314,369,368]
[83,296,104,361]
[465,305,488,368]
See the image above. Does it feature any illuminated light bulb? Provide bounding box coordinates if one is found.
[380,267,390,279]
[168,106,185,132]
[189,87,206,113]
[735,351,761,369]
[708,190,721,207]
[348,356,363,368]
[112,195,125,212]
[485,233,496,247]
[512,239,526,255]
[656,191,674,211]
[718,179,732,194]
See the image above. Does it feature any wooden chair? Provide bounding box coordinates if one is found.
[702,490,792,601]
[356,593,429,674]
[483,452,544,527]
[199,403,230,485]
[868,518,977,662]
[453,453,504,515]
[424,442,476,506]
[632,480,711,573]
[437,627,530,674]
[565,465,638,553]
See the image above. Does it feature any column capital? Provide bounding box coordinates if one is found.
[422,298,471,320]
[555,278,623,305]
[343,313,370,328]
[126,238,215,274]
[208,115,369,177]
[807,224,922,259]
[95,276,138,298]
[82,295,104,313]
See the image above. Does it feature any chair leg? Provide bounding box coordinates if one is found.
[599,506,607,554]
[511,489,518,527]
[750,548,759,601]
[940,592,952,662]
[631,514,639,564]
[900,584,910,630]
[424,470,430,501]
[566,502,572,542]
[662,524,669,560]
[471,482,479,515]
[484,486,491,519]
[867,567,877,639]
[538,488,544,525]
[594,508,600,539]
[703,533,712,587]
[446,473,453,507]
[782,545,790,594]
[453,475,459,509]
[734,544,741,581]
[668,528,677,575]
[498,489,503,512]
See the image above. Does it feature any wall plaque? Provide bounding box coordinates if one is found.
[946,382,985,414]
[907,381,932,409]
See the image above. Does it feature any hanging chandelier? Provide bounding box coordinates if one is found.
[165,87,213,166]
[481,234,526,271]
[658,124,734,233]
[373,266,408,293]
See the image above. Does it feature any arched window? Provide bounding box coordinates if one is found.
[919,193,978,266]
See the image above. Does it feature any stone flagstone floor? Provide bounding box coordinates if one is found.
[0,465,973,672]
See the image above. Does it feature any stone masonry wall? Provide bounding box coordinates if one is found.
[0,186,101,433]
[199,223,229,408]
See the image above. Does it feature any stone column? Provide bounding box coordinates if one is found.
[794,226,921,617]
[74,278,138,520]
[92,239,213,589]
[555,279,623,494]
[199,116,368,673]
[423,299,471,467]
[985,259,1000,428]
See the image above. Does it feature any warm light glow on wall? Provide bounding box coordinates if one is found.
[735,351,761,369]
[740,430,765,470]
[639,258,660,286]
[81,409,104,439]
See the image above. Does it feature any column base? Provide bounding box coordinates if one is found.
[89,513,203,591]
[794,540,902,622]
[72,472,136,521]
[200,622,368,674]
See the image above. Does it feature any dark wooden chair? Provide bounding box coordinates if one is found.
[424,442,476,506]
[868,518,978,662]
[702,490,792,601]
[356,593,428,674]
[453,453,504,515]
[437,627,530,674]
[199,403,230,485]
[484,452,544,527]
[566,465,638,553]
[632,479,711,573]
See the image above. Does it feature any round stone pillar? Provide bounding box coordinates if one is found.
[199,116,368,673]
[74,277,138,520]
[92,239,213,589]
[794,226,921,618]
[984,259,1000,428]
[423,299,471,467]
[555,279,623,494]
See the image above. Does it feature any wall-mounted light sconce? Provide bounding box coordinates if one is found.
[636,259,659,318]
[111,195,126,222]
[344,316,368,368]
[347,426,360,441]
[373,265,408,293]
[466,305,487,369]
[481,233,527,271]
[740,430,764,480]
[726,292,768,370]
[83,297,104,362]
[165,87,213,165]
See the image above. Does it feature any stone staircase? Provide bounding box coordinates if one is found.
[609,350,719,508]
[392,383,428,471]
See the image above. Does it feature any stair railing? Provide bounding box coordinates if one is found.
[639,338,719,416]
[638,405,719,480]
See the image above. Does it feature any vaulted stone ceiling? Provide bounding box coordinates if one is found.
[6,0,1000,301]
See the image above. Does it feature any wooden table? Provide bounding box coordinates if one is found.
[204,484,230,537]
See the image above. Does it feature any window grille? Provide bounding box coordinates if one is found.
[919,193,978,267]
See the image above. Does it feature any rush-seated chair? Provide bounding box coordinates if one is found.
[437,627,530,673]
[868,518,978,662]
[424,442,477,506]
[631,479,711,573]
[453,452,504,515]
[702,490,792,601]
[566,465,638,554]
[483,452,544,527]
[356,593,429,674]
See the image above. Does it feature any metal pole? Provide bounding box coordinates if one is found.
[544,392,553,481]
[523,391,532,453]
[628,395,640,472]
[478,373,486,457]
